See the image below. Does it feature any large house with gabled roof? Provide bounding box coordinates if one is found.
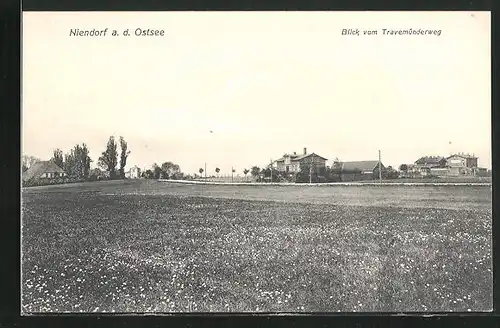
[411,155,449,177]
[447,153,479,176]
[414,156,448,169]
[273,148,327,173]
[22,160,67,185]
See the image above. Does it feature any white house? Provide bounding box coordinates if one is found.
[446,153,478,176]
[125,166,141,179]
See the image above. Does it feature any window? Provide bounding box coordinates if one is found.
[286,166,289,172]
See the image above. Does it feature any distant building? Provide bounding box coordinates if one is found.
[446,153,478,176]
[473,167,489,177]
[414,156,448,169]
[406,153,485,177]
[22,161,66,184]
[273,148,327,173]
[413,156,448,177]
[339,160,385,181]
[125,166,141,179]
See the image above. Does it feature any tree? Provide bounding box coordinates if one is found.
[142,169,154,179]
[199,168,204,177]
[63,144,92,180]
[98,136,119,179]
[398,164,408,177]
[119,136,131,179]
[329,160,343,182]
[250,166,260,179]
[215,167,220,176]
[243,168,249,176]
[260,167,280,182]
[64,152,74,177]
[152,163,162,179]
[385,166,400,179]
[52,149,64,168]
[80,143,92,179]
[89,168,102,181]
[160,162,181,179]
[22,155,40,172]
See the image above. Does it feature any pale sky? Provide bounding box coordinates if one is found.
[22,11,491,174]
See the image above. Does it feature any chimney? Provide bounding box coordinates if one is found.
[303,147,307,155]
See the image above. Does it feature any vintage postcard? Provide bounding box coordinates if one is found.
[21,11,491,313]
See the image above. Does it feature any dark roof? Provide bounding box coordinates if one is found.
[275,153,300,162]
[415,156,446,165]
[22,161,65,182]
[295,153,328,161]
[447,154,478,159]
[341,161,381,172]
[276,152,327,162]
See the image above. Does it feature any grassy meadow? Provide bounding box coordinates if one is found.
[21,180,492,313]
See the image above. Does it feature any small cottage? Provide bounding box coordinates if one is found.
[22,161,66,184]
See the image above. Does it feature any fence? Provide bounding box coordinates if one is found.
[194,175,254,183]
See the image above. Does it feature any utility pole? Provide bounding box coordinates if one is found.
[378,150,382,183]
[231,166,234,183]
[270,159,273,183]
[309,154,314,184]
[204,162,207,179]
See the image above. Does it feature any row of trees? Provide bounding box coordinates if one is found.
[22,136,132,182]
[197,167,238,178]
[96,136,130,180]
[142,161,183,180]
[23,135,192,183]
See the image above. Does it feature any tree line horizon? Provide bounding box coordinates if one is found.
[24,137,490,183]
[21,136,402,183]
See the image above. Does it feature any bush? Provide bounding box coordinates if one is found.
[295,172,328,183]
[22,177,88,187]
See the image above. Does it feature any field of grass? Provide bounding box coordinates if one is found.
[21,180,492,313]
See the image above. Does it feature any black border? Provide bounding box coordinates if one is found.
[3,0,498,327]
[20,0,495,12]
[2,0,22,324]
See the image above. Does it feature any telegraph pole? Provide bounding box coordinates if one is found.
[204,162,207,179]
[231,166,234,183]
[270,159,273,183]
[309,154,314,184]
[378,150,382,183]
